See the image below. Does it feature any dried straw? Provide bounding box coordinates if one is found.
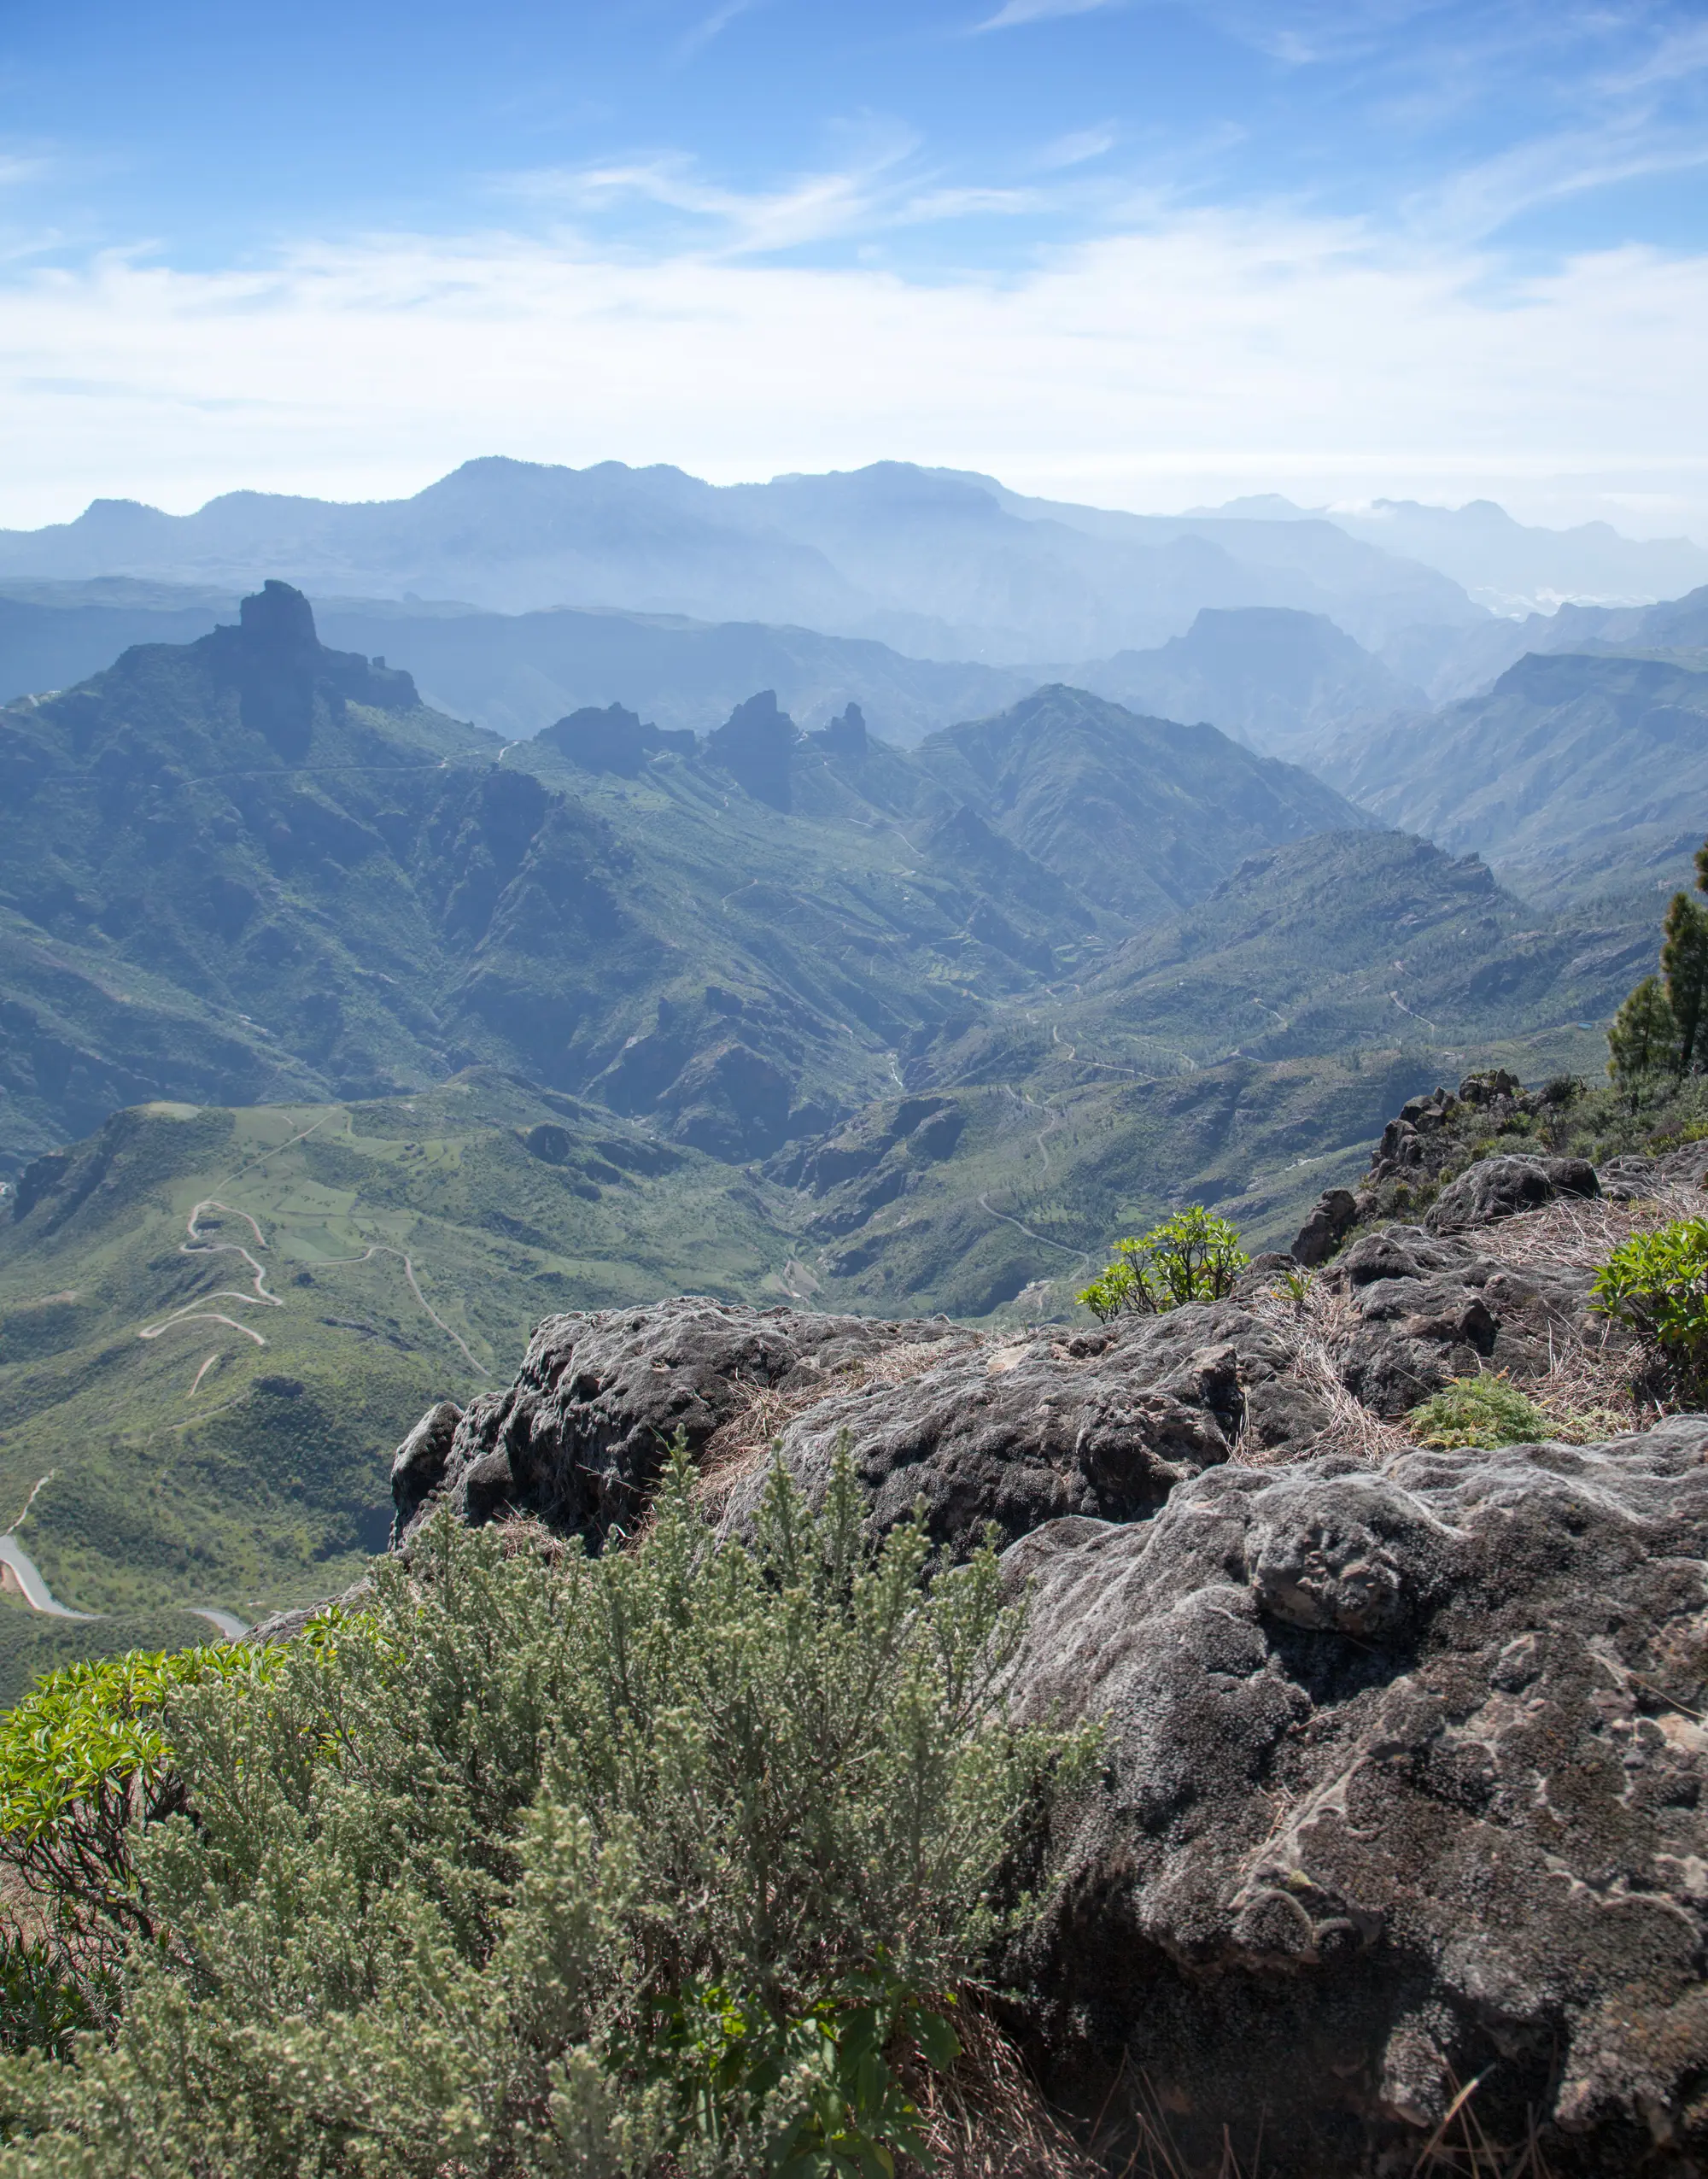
[1465,1181,1705,1278]
[1238,1280,1414,1468]
[905,2005,1103,2179]
[1235,1180,1708,1467]
[694,1333,974,1516]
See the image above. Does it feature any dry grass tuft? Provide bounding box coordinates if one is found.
[694,1334,974,1518]
[1236,1185,1708,1469]
[1468,1182,1705,1278]
[1238,1280,1414,1468]
[907,2006,1103,2179]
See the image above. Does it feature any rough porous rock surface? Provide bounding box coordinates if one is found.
[1424,1151,1599,1234]
[1001,1416,1708,2176]
[716,1301,1333,1554]
[1291,1186,1359,1267]
[393,1297,956,1549]
[1323,1221,1600,1417]
[382,1118,1708,2173]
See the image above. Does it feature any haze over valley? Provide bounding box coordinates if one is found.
[7,7,1708,2165]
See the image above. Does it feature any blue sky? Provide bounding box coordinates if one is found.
[2,0,1706,530]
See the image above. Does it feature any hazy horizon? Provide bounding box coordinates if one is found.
[2,1,1705,538]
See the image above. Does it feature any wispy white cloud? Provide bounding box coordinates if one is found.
[500,130,1059,255]
[1590,15,1708,97]
[2,202,1705,536]
[1031,124,1119,171]
[0,153,56,190]
[977,0,1123,32]
[676,0,765,64]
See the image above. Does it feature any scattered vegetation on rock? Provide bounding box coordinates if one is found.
[1405,1372,1549,1450]
[1592,1215,1708,1400]
[1074,1208,1249,1323]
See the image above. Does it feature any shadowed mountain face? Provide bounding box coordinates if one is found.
[0,458,1482,663]
[0,586,1385,1176]
[1319,649,1708,902]
[1070,606,1422,753]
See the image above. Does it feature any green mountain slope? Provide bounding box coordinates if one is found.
[1319,650,1708,901]
[908,684,1364,924]
[0,1078,794,1631]
[0,587,1382,1176]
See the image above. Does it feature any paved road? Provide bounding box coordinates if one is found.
[0,1532,249,1637]
[187,1608,249,1639]
[0,1533,97,1620]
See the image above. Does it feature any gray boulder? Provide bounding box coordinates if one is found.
[1425,1153,1599,1233]
[392,1298,953,1549]
[719,1301,1333,1555]
[389,1399,464,1545]
[1326,1221,1598,1416]
[1003,1415,1708,2175]
[1290,1187,1358,1267]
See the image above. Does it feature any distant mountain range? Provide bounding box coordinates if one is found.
[1199,494,1708,618]
[1319,647,1708,905]
[0,459,1482,665]
[0,583,1365,1175]
[1073,606,1423,753]
[1,580,1664,1626]
[0,582,1430,752]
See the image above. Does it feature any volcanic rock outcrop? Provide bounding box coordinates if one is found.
[388,1128,1708,2175]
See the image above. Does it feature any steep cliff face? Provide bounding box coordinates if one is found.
[386,1122,1708,2175]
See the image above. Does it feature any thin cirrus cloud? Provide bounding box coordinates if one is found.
[676,0,766,63]
[977,0,1122,31]
[1031,125,1120,171]
[500,135,1052,257]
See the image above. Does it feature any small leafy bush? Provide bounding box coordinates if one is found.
[1407,1375,1551,1450]
[0,1643,280,1966]
[0,1445,1094,2178]
[1077,1207,1249,1323]
[1592,1218,1708,1392]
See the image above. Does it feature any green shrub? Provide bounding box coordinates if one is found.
[1592,1219,1708,1392]
[1077,1207,1249,1323]
[0,1446,1094,2177]
[1407,1375,1551,1450]
[0,1643,282,1972]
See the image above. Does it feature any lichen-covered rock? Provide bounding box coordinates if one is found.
[717,1301,1332,1555]
[1424,1152,1599,1234]
[389,1399,463,1544]
[1291,1186,1358,1266]
[1324,1222,1597,1416]
[392,1297,954,1549]
[1002,1415,1708,2176]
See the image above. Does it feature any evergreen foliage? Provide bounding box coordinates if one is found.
[1607,836,1708,1097]
[1662,891,1708,1076]
[1608,976,1682,1094]
[1076,1207,1249,1323]
[0,1447,1093,2178]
